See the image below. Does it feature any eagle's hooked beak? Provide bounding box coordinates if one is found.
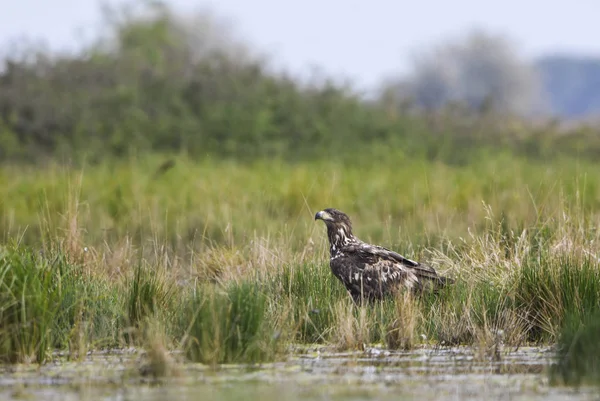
[315,210,333,222]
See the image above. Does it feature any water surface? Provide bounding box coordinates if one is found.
[0,346,596,401]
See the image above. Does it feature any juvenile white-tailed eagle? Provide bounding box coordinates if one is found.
[315,208,452,303]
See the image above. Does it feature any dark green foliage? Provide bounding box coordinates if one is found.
[550,308,600,386]
[0,5,395,163]
[1,3,600,165]
[183,282,280,364]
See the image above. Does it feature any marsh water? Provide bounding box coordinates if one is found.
[1,346,597,401]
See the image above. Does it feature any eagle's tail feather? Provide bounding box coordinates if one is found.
[437,275,454,285]
[415,273,453,293]
[431,275,453,291]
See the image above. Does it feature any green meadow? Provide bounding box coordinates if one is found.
[1,151,600,385]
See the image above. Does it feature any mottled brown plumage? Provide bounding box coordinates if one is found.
[315,208,452,303]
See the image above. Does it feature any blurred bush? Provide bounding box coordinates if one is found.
[0,1,599,165]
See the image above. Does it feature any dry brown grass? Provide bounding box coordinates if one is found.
[331,300,370,351]
[386,292,421,350]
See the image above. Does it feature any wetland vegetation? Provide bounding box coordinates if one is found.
[1,2,600,398]
[2,155,600,385]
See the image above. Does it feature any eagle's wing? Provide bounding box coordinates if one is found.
[358,243,443,282]
[329,243,410,293]
[330,240,451,300]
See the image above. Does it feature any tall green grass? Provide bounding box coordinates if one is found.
[182,282,283,364]
[0,245,93,363]
[2,151,598,253]
[0,152,599,372]
[550,308,600,386]
[0,246,66,363]
[276,262,346,343]
[124,261,175,343]
[515,256,600,342]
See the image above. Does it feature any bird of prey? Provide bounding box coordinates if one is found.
[315,208,452,303]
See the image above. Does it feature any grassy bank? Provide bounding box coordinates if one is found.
[1,151,600,370]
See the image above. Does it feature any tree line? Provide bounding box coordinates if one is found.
[0,2,598,165]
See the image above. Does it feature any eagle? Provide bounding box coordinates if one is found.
[315,208,452,303]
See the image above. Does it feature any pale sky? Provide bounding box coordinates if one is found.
[1,0,599,90]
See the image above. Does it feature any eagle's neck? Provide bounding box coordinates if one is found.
[326,223,355,257]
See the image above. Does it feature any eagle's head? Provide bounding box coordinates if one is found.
[315,208,352,226]
[315,208,355,253]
